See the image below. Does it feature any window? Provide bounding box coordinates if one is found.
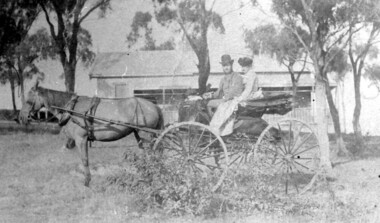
[134,88,191,105]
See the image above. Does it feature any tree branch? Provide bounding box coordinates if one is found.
[79,0,110,24]
[40,3,57,40]
[174,1,199,54]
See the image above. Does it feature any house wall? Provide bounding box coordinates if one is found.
[95,75,223,98]
[95,75,323,126]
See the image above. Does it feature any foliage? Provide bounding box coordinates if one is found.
[364,64,380,86]
[105,148,325,217]
[0,0,40,56]
[38,0,110,92]
[346,0,380,138]
[0,28,54,109]
[107,149,215,216]
[127,0,226,93]
[326,47,350,81]
[0,29,53,86]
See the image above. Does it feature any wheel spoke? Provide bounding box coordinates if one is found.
[277,123,289,154]
[193,127,206,153]
[228,155,243,166]
[288,124,304,153]
[264,145,286,159]
[273,162,286,175]
[294,157,315,160]
[162,139,185,153]
[293,144,319,157]
[291,133,314,155]
[293,160,310,170]
[194,160,219,170]
[288,121,293,154]
[195,138,218,157]
[274,144,287,156]
[285,166,290,194]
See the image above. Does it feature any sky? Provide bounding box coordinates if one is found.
[31,0,278,57]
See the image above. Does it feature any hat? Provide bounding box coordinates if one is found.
[238,57,253,67]
[220,54,234,65]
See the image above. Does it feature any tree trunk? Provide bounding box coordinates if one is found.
[64,63,76,92]
[10,78,17,112]
[324,80,351,157]
[196,49,210,94]
[353,72,362,138]
[292,82,298,109]
[19,72,25,104]
[314,80,332,171]
[340,81,347,133]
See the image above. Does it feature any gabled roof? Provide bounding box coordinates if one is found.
[89,51,196,78]
[89,50,314,78]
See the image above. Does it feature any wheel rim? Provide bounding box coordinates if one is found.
[253,118,320,195]
[153,121,229,192]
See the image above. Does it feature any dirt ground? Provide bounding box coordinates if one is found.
[0,130,380,223]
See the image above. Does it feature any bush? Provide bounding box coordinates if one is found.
[105,148,307,217]
[106,149,217,216]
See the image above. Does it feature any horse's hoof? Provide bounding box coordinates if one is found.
[84,178,91,187]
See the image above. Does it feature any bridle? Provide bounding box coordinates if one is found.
[24,89,58,123]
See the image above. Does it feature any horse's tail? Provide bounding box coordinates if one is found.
[155,105,165,130]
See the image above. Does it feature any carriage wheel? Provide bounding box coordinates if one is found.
[153,121,229,192]
[253,118,320,195]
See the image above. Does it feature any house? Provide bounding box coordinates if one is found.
[89,50,334,125]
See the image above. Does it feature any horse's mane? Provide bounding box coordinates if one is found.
[35,86,77,108]
[35,87,74,96]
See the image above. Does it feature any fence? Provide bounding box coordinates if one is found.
[263,107,315,125]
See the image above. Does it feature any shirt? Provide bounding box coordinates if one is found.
[214,72,244,100]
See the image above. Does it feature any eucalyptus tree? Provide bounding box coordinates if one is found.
[0,0,39,56]
[346,0,380,142]
[0,0,39,111]
[37,0,111,92]
[268,0,363,168]
[0,29,55,109]
[127,0,229,93]
[244,24,309,106]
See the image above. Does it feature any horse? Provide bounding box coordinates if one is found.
[19,82,164,187]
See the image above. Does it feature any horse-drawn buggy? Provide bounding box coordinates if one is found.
[19,83,321,195]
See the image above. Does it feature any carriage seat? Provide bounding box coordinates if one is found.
[236,92,293,118]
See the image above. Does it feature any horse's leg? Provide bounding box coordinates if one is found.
[133,129,143,149]
[76,135,91,187]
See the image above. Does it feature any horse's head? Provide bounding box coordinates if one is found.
[19,82,48,125]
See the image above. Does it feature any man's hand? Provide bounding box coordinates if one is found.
[202,92,213,99]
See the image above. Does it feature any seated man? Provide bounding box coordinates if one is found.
[204,54,244,116]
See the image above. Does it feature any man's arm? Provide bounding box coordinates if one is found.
[213,76,224,99]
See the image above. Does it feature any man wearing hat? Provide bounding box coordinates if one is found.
[204,54,244,116]
[237,57,262,102]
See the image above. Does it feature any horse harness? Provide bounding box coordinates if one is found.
[62,96,101,141]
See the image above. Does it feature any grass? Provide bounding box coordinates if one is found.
[0,130,379,222]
